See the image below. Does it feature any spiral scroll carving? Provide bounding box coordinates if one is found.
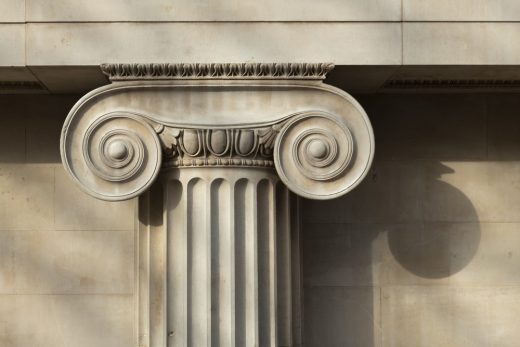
[274,111,371,199]
[61,112,162,201]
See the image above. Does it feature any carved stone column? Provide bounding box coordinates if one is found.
[60,63,374,347]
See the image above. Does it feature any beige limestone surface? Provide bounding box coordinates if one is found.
[0,95,135,346]
[0,294,133,347]
[404,23,520,65]
[26,0,401,22]
[1,94,520,345]
[26,23,402,66]
[0,24,25,66]
[404,0,520,21]
[4,1,520,81]
[18,0,520,23]
[23,21,513,66]
[0,0,25,23]
[382,286,520,347]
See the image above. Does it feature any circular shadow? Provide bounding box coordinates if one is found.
[388,163,481,279]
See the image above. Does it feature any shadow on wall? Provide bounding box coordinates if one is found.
[302,161,481,347]
[388,162,481,279]
[0,95,80,164]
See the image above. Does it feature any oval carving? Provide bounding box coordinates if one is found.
[181,130,202,156]
[235,130,256,156]
[207,130,229,156]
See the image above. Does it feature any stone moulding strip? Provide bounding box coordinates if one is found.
[0,81,46,91]
[384,79,520,89]
[101,62,335,81]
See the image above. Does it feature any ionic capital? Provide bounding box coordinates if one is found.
[61,63,374,200]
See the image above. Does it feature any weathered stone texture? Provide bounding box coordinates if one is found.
[26,0,401,21]
[2,94,520,345]
[0,0,24,23]
[303,94,520,346]
[26,23,402,65]
[54,167,135,230]
[404,23,520,65]
[382,286,520,347]
[0,295,133,347]
[0,229,133,294]
[305,286,381,347]
[0,95,135,346]
[6,1,520,73]
[404,0,520,21]
[0,24,25,66]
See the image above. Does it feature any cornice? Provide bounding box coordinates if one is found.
[101,63,334,81]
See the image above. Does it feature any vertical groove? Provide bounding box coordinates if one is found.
[234,178,259,346]
[277,183,292,346]
[234,179,246,346]
[258,179,277,346]
[229,180,236,347]
[137,190,150,347]
[167,180,187,347]
[211,179,233,347]
[205,179,213,347]
[148,183,166,347]
[187,178,209,347]
[269,181,278,347]
[258,180,269,346]
[211,180,220,347]
[291,194,303,346]
[246,179,259,346]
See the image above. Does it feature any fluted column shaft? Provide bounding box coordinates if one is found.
[138,167,302,347]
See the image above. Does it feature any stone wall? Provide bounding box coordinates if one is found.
[0,95,135,346]
[1,93,520,346]
[303,94,520,346]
